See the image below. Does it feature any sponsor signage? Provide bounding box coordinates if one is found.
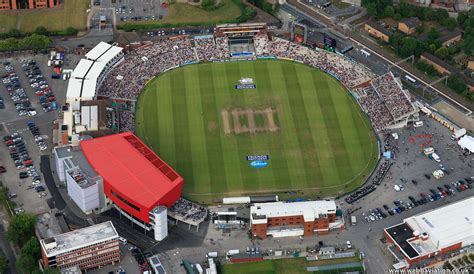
[250,160,269,168]
[235,84,256,89]
[246,155,269,161]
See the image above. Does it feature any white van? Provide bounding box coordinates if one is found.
[346,241,352,249]
[423,147,434,155]
[432,153,441,162]
[118,237,127,244]
[414,121,423,127]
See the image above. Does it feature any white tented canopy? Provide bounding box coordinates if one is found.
[458,135,474,153]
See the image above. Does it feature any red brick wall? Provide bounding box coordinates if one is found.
[383,229,394,244]
[440,242,462,254]
[252,214,332,238]
[251,223,268,239]
[267,215,304,227]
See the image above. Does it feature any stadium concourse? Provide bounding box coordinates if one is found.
[98,33,417,134]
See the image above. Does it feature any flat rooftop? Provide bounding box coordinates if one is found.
[251,201,336,223]
[41,221,118,257]
[405,196,474,250]
[386,197,474,259]
[55,145,98,178]
[385,222,419,258]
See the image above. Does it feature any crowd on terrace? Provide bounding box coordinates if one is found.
[354,73,415,131]
[97,34,415,132]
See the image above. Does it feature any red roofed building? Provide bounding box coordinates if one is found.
[80,132,183,240]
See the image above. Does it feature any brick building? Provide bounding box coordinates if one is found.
[0,0,57,10]
[398,17,422,34]
[39,221,121,271]
[468,57,474,71]
[384,197,473,268]
[420,53,474,92]
[250,201,342,239]
[365,21,392,43]
[439,29,463,47]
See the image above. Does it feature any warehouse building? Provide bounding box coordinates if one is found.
[250,200,343,239]
[384,197,474,268]
[39,221,120,271]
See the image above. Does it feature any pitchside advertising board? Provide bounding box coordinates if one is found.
[247,155,270,168]
[235,77,256,89]
[235,84,256,89]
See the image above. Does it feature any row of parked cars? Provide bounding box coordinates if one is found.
[2,62,36,116]
[362,177,473,223]
[131,246,152,273]
[3,133,32,169]
[0,95,4,109]
[21,60,57,112]
[27,121,47,151]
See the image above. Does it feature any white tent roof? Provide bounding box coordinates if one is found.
[85,41,113,61]
[66,43,122,101]
[458,135,474,153]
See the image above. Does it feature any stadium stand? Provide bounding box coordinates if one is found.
[95,33,416,133]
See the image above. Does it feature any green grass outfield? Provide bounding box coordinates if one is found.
[135,60,378,203]
[220,257,363,274]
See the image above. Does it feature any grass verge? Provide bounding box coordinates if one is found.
[0,0,89,33]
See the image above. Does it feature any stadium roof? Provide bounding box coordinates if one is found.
[404,196,473,250]
[66,42,122,100]
[385,197,474,259]
[80,132,182,211]
[250,201,336,224]
[85,41,115,61]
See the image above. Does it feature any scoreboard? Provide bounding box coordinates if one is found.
[323,34,336,49]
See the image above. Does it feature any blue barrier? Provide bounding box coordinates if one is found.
[256,56,277,59]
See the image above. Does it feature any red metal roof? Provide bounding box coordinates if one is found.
[80,132,183,213]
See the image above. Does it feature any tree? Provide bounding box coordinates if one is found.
[399,37,418,57]
[442,17,457,30]
[35,26,49,36]
[427,27,439,40]
[434,47,449,59]
[16,237,41,274]
[41,268,61,274]
[384,6,394,18]
[366,3,378,18]
[457,11,468,26]
[16,254,36,274]
[416,25,424,33]
[19,34,51,50]
[463,35,474,56]
[0,256,8,274]
[6,213,36,245]
[201,0,216,11]
[447,75,467,94]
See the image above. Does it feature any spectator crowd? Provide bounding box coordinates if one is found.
[97,34,415,133]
